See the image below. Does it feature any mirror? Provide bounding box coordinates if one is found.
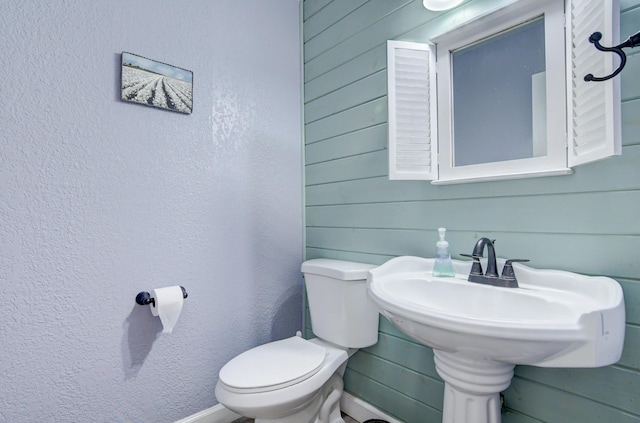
[432,0,569,184]
[452,17,546,167]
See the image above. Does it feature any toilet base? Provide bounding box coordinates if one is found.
[216,338,353,423]
[254,372,345,423]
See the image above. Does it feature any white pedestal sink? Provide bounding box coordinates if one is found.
[367,256,625,423]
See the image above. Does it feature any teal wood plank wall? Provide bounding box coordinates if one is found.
[302,0,640,422]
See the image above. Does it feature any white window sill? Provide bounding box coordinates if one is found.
[430,168,573,185]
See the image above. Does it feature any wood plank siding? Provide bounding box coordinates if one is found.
[303,0,640,422]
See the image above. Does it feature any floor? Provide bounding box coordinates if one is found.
[232,413,359,423]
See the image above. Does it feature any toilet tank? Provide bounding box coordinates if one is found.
[301,258,380,348]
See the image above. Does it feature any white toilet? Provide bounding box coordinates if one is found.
[215,258,380,423]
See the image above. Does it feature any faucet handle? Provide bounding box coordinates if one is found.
[505,258,529,264]
[501,259,530,280]
[461,253,483,276]
[461,253,481,259]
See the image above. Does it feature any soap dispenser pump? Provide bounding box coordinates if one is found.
[433,227,455,277]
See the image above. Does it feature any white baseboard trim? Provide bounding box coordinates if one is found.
[340,392,403,423]
[173,403,241,423]
[175,393,401,423]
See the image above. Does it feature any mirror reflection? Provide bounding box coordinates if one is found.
[452,17,547,167]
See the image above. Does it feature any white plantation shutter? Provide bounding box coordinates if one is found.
[567,0,621,167]
[387,40,437,180]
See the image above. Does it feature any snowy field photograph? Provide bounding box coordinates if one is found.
[121,52,193,114]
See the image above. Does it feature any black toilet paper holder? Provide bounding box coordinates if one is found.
[135,286,188,308]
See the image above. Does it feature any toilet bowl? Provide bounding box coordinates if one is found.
[215,259,380,423]
[216,337,352,422]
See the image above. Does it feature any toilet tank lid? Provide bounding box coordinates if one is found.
[301,258,377,280]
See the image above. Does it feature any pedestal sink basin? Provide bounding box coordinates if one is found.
[367,256,625,423]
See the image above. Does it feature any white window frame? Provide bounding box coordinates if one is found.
[433,0,569,184]
[386,0,621,185]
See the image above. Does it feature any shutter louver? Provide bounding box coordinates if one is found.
[567,0,621,167]
[387,41,437,180]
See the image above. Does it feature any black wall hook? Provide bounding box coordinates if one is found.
[585,31,640,82]
[135,286,188,307]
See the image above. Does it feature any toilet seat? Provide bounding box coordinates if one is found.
[218,336,326,394]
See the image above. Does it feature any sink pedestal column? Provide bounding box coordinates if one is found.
[434,350,515,423]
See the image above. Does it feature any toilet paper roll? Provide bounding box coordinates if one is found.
[150,286,184,334]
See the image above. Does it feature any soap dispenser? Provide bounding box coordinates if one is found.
[433,227,455,277]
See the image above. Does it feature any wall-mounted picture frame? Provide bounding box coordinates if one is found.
[121,52,193,114]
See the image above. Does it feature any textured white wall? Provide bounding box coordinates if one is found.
[0,1,302,422]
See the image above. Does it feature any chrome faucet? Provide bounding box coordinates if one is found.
[462,238,528,288]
